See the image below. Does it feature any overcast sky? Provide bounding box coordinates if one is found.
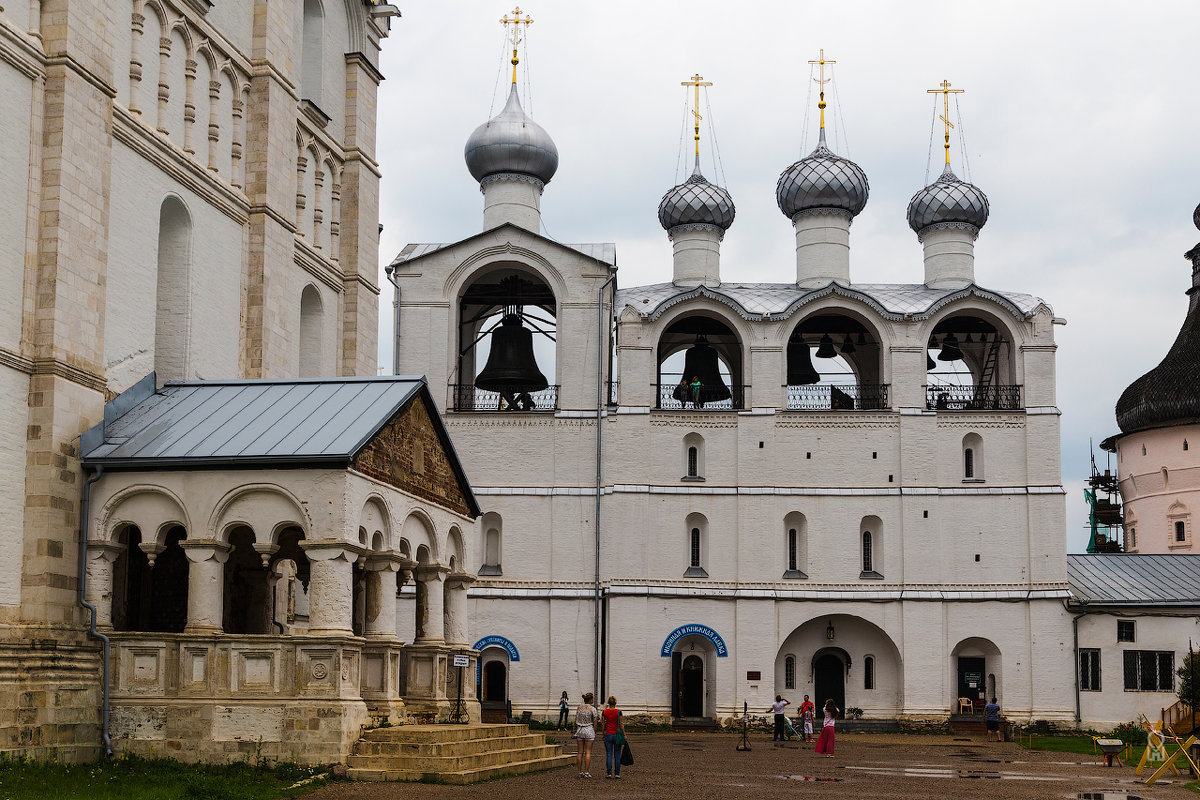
[374,1,1200,554]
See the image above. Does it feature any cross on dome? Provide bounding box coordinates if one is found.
[681,73,713,160]
[500,7,533,85]
[927,79,965,164]
[808,49,836,129]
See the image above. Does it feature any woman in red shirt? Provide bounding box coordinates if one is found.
[601,695,626,778]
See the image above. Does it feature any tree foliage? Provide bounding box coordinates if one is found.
[1178,649,1200,708]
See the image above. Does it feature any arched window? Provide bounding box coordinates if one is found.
[864,655,875,690]
[155,196,192,382]
[1168,502,1190,548]
[683,433,705,480]
[1185,439,1190,452]
[783,512,808,578]
[1176,520,1187,543]
[784,655,796,690]
[684,513,708,578]
[480,512,502,575]
[962,433,983,481]
[299,284,327,377]
[301,0,324,106]
[860,516,882,578]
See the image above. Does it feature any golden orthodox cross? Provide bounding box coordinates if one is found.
[808,49,836,128]
[681,73,713,158]
[927,79,964,164]
[500,7,533,84]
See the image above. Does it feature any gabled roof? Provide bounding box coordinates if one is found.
[391,222,616,269]
[81,375,481,517]
[1067,553,1200,606]
[616,281,1050,323]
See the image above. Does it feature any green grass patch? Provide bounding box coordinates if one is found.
[1017,735,1188,760]
[0,754,327,800]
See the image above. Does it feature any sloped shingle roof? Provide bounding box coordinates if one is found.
[1067,553,1200,606]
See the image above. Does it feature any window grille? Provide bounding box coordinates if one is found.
[1117,620,1135,642]
[787,528,797,572]
[1123,650,1174,691]
[864,656,875,690]
[964,447,974,478]
[784,656,795,689]
[862,531,873,573]
[690,528,701,569]
[687,446,698,478]
[1079,649,1100,691]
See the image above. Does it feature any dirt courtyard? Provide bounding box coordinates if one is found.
[309,730,1196,800]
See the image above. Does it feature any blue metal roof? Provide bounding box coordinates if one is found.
[1067,554,1200,606]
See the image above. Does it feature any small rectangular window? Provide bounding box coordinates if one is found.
[964,447,975,478]
[784,657,795,690]
[1176,520,1187,542]
[687,447,698,478]
[690,528,701,569]
[1117,620,1135,642]
[864,656,875,690]
[1079,649,1100,691]
[862,531,873,573]
[787,529,797,572]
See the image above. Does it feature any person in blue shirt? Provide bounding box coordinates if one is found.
[983,697,1002,741]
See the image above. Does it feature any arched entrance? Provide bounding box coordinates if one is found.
[679,655,704,717]
[474,637,519,723]
[951,637,1002,713]
[813,648,849,715]
[482,661,507,704]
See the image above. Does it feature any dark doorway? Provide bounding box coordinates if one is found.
[480,660,508,723]
[813,653,845,715]
[957,656,986,708]
[680,654,704,717]
[114,525,189,633]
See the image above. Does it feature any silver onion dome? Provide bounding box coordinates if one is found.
[658,162,736,232]
[1194,201,1200,231]
[464,84,559,185]
[907,163,990,235]
[775,130,870,220]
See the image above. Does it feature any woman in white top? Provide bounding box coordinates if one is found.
[814,698,839,757]
[574,691,599,777]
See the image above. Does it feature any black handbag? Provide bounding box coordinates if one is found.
[620,739,634,766]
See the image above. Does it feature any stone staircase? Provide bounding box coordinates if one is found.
[346,723,574,783]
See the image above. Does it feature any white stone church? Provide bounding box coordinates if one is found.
[390,64,1084,725]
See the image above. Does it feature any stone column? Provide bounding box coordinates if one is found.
[302,541,361,636]
[179,540,231,634]
[363,552,403,639]
[443,573,475,647]
[84,541,125,628]
[414,564,449,643]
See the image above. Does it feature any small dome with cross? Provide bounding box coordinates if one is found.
[775,130,870,221]
[658,163,736,232]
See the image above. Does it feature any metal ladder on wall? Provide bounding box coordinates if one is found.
[972,338,1000,408]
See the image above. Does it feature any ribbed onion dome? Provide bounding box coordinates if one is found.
[1115,208,1200,434]
[464,84,559,185]
[907,163,990,235]
[775,129,870,220]
[658,162,736,232]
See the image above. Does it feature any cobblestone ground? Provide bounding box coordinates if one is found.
[309,730,1197,800]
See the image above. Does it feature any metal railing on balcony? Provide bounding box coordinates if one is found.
[786,383,889,411]
[654,382,747,410]
[925,385,1022,411]
[450,384,559,412]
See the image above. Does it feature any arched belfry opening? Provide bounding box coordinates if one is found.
[657,315,743,409]
[926,313,1018,410]
[456,269,557,411]
[786,313,885,410]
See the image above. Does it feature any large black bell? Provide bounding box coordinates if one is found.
[474,314,549,393]
[672,337,731,405]
[786,337,820,385]
[937,332,964,362]
[815,334,837,358]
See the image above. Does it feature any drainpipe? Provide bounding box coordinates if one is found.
[594,270,617,700]
[1068,602,1102,728]
[78,464,113,757]
[385,263,400,376]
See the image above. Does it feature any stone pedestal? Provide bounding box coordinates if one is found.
[301,541,363,636]
[360,640,407,724]
[414,564,449,643]
[84,541,126,628]
[179,540,231,633]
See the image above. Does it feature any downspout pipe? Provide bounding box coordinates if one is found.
[385,263,401,376]
[78,464,112,758]
[594,269,617,700]
[1067,601,1102,728]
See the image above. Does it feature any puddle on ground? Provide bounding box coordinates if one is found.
[1074,793,1146,800]
[846,765,1068,781]
[777,775,845,782]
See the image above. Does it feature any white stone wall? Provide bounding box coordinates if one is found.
[1076,610,1200,729]
[0,64,32,351]
[0,366,29,609]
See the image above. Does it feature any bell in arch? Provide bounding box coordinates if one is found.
[937,332,964,362]
[786,336,819,385]
[474,313,549,393]
[815,334,837,359]
[672,336,731,405]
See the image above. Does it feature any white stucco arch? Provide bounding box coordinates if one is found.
[400,509,439,564]
[208,484,310,544]
[97,484,190,545]
[776,614,903,715]
[919,301,1028,387]
[358,494,392,551]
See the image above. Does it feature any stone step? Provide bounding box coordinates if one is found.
[353,732,549,757]
[347,752,575,784]
[347,742,563,771]
[359,723,529,743]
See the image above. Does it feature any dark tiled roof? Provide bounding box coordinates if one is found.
[1115,301,1200,434]
[1067,553,1200,606]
